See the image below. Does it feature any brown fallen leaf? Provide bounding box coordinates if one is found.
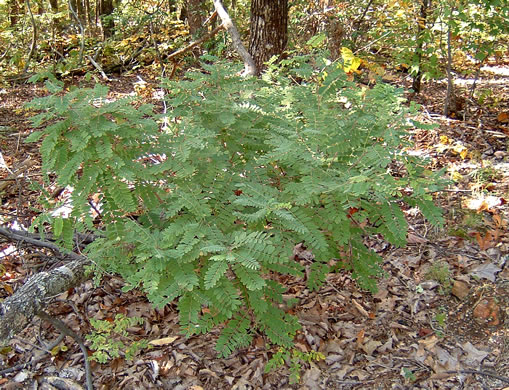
[497,111,509,123]
[451,280,470,300]
[361,339,382,356]
[149,336,179,346]
[473,298,502,326]
[407,233,428,244]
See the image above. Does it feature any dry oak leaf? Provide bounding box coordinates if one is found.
[472,298,502,326]
[497,111,509,123]
[149,336,179,346]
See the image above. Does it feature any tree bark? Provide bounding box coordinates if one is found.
[0,227,91,345]
[186,0,205,36]
[49,0,62,32]
[8,0,20,27]
[248,0,288,74]
[412,0,431,93]
[98,0,115,39]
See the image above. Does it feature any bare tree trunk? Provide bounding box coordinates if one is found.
[412,0,431,93]
[186,0,204,36]
[84,0,92,32]
[444,22,456,118]
[23,0,37,73]
[49,0,58,12]
[327,18,344,61]
[37,0,43,14]
[8,0,20,26]
[98,0,115,39]
[49,0,62,32]
[249,0,288,74]
[69,0,86,25]
[68,0,85,64]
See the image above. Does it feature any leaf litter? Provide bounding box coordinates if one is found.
[0,66,508,389]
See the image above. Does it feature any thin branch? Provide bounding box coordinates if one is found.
[0,226,67,254]
[446,369,509,384]
[68,0,84,65]
[167,24,225,62]
[0,226,99,249]
[23,0,37,74]
[353,0,375,27]
[38,311,94,390]
[87,55,110,81]
[0,42,12,62]
[0,334,64,375]
[212,0,256,76]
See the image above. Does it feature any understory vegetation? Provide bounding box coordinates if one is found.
[26,58,445,356]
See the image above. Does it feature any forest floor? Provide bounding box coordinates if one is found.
[0,63,508,390]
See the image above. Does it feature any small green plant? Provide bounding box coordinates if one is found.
[85,314,149,363]
[401,367,417,383]
[265,347,325,384]
[26,57,445,357]
[432,307,448,338]
[469,165,500,185]
[425,262,451,294]
[435,310,447,328]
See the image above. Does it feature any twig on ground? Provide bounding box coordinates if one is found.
[0,334,65,376]
[446,369,509,384]
[86,55,110,81]
[38,311,93,390]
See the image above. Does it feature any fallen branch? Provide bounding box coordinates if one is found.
[0,228,91,345]
[445,369,509,384]
[38,311,94,390]
[0,226,98,249]
[167,24,225,62]
[87,55,110,81]
[0,334,64,376]
[0,255,90,345]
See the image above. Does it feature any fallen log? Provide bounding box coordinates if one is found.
[0,228,91,345]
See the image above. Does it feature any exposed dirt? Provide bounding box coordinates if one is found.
[0,63,507,389]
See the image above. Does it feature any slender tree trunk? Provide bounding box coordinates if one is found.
[49,0,58,12]
[84,0,92,32]
[77,0,85,23]
[8,0,20,26]
[412,0,431,93]
[187,0,204,36]
[98,0,115,39]
[49,0,62,32]
[444,22,457,118]
[213,0,256,76]
[23,0,37,73]
[69,0,86,25]
[248,0,288,74]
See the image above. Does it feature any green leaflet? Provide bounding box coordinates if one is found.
[204,260,228,289]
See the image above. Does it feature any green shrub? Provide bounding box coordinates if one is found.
[26,57,444,357]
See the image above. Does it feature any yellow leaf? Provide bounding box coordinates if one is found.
[451,171,463,182]
[340,47,362,74]
[439,135,450,144]
[459,149,468,159]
